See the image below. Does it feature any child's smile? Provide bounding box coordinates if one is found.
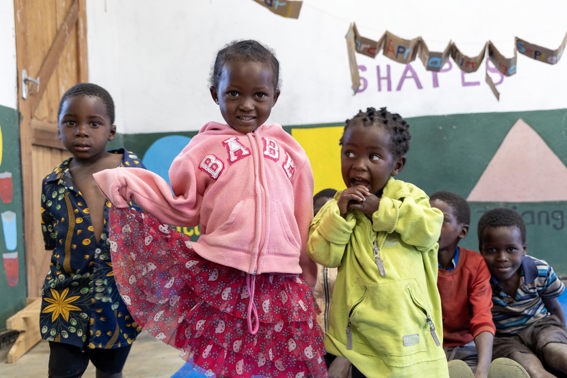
[210,60,279,134]
[480,225,526,283]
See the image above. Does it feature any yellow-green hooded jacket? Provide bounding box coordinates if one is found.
[308,178,448,377]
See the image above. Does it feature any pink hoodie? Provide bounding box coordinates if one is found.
[93,122,314,275]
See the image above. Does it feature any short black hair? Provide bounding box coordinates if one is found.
[477,208,527,247]
[314,188,337,202]
[430,191,470,225]
[209,39,280,90]
[340,107,411,159]
[57,83,115,124]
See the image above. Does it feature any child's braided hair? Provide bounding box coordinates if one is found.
[340,107,411,158]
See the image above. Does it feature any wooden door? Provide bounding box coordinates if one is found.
[14,0,88,297]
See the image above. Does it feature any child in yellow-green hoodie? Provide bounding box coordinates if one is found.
[308,107,448,377]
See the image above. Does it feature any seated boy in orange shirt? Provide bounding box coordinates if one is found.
[431,192,529,378]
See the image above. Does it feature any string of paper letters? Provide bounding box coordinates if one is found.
[254,0,303,19]
[346,23,567,100]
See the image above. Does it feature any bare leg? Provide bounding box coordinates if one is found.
[541,342,567,374]
[509,351,555,378]
[328,356,352,378]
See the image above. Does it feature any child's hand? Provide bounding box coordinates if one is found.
[355,193,379,218]
[338,186,367,215]
[338,186,379,218]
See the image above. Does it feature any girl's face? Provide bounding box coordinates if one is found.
[340,121,405,196]
[210,59,279,134]
[480,225,526,283]
[58,95,116,162]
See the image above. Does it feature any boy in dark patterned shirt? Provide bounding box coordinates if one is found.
[40,83,143,378]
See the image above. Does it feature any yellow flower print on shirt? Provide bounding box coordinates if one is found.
[43,287,81,322]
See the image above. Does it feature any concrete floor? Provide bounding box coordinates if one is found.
[0,331,185,378]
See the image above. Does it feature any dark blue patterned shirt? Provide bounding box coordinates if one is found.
[40,148,144,349]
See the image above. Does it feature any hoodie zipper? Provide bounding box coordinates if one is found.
[407,286,441,346]
[248,133,265,274]
[373,240,386,277]
[345,291,366,350]
[346,233,385,348]
[323,267,330,333]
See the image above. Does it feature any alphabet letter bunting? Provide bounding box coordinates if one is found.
[254,0,303,19]
[346,23,567,100]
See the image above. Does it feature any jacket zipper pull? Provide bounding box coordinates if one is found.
[426,315,441,346]
[373,240,386,277]
[346,321,353,350]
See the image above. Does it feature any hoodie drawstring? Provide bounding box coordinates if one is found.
[246,273,259,334]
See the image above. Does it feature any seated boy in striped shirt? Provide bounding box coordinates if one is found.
[478,207,567,377]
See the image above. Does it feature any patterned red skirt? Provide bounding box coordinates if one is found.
[108,207,328,377]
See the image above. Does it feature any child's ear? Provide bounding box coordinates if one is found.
[210,86,219,104]
[391,156,406,176]
[458,224,469,240]
[108,124,117,141]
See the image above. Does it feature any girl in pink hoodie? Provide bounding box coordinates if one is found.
[93,40,326,377]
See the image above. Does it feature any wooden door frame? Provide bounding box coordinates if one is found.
[14,0,88,296]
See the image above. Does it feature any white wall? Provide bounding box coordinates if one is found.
[71,1,567,133]
[0,1,16,109]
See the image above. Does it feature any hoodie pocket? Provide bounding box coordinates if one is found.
[346,279,438,366]
[269,199,301,249]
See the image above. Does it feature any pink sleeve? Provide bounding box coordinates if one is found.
[294,159,316,286]
[294,163,314,254]
[93,166,201,226]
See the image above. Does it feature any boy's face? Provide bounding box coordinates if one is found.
[210,60,280,134]
[58,95,116,162]
[430,199,468,253]
[340,121,405,196]
[480,225,526,282]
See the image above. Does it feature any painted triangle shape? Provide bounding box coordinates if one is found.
[468,119,567,202]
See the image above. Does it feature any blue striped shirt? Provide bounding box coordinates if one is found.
[490,255,565,335]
